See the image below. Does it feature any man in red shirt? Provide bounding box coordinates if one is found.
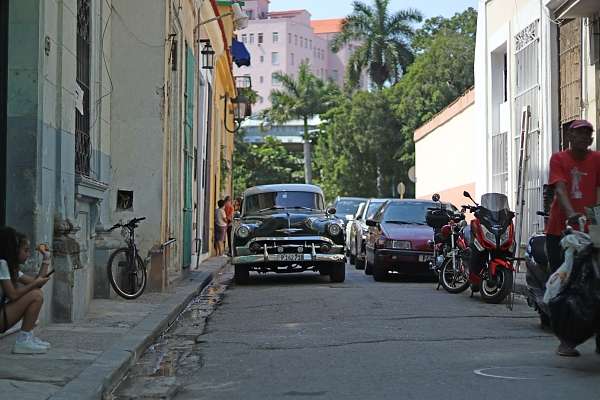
[546,119,600,357]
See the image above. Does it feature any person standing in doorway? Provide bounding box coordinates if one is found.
[546,119,600,357]
[214,200,228,256]
[224,196,234,256]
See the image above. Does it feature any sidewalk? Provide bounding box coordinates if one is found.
[0,256,229,400]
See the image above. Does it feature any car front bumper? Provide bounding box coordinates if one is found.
[233,253,346,265]
[373,249,434,273]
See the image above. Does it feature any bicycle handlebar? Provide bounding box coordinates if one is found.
[108,217,146,231]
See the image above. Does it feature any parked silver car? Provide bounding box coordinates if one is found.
[347,198,388,268]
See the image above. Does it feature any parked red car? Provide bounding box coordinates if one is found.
[365,200,439,281]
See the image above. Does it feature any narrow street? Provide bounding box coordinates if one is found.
[114,265,600,400]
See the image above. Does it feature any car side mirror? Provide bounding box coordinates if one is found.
[366,219,377,227]
[327,207,336,215]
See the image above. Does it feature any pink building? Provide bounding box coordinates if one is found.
[236,0,365,113]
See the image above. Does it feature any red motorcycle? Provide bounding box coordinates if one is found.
[463,191,516,304]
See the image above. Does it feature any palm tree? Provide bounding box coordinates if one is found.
[265,62,339,184]
[331,0,422,90]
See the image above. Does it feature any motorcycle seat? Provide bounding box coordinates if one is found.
[527,234,548,266]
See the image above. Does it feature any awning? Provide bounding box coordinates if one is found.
[554,0,599,19]
[231,39,251,67]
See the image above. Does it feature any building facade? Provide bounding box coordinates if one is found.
[233,0,364,113]
[414,89,477,209]
[0,0,240,325]
[475,0,600,243]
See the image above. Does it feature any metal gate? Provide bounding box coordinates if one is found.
[0,0,7,225]
[514,20,542,242]
[183,46,195,268]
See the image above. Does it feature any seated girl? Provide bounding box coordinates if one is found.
[0,227,51,354]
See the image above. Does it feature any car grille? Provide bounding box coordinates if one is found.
[250,239,333,255]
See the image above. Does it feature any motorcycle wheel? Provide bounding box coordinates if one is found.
[440,257,470,294]
[480,267,513,304]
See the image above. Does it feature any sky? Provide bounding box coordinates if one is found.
[268,0,479,20]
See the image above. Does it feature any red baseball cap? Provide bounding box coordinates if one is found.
[569,119,594,131]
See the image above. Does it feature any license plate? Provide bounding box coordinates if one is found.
[277,254,304,262]
[419,255,434,262]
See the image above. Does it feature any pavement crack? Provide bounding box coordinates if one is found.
[213,334,550,350]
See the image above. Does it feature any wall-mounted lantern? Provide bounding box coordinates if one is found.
[199,39,215,70]
[222,94,249,134]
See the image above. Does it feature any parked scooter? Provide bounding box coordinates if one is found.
[525,212,551,328]
[426,194,471,293]
[463,191,516,304]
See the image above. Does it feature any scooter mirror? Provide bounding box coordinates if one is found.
[432,193,440,202]
[463,191,471,198]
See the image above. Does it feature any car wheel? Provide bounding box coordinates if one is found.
[373,263,387,282]
[234,265,250,285]
[329,263,345,283]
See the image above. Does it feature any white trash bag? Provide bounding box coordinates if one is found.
[543,230,592,304]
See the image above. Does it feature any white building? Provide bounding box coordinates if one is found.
[475,0,600,242]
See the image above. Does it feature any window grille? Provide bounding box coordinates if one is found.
[75,0,91,176]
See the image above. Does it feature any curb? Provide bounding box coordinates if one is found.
[49,260,229,400]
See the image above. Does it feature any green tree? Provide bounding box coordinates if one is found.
[314,90,403,199]
[331,0,422,89]
[232,132,304,195]
[265,62,339,184]
[390,8,477,175]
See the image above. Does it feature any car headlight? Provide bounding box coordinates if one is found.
[236,225,250,238]
[328,223,342,236]
[386,240,411,250]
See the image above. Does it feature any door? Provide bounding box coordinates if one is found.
[0,0,8,225]
[202,84,213,253]
[183,46,194,268]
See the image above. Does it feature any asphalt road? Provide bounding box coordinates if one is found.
[132,264,600,400]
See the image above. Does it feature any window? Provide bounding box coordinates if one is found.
[75,0,91,176]
[271,52,279,65]
[309,40,312,49]
[304,38,308,48]
[273,32,279,43]
[294,35,298,45]
[291,53,294,65]
[288,33,291,43]
[241,34,247,43]
[258,33,263,44]
[247,10,254,20]
[259,76,264,83]
[260,55,264,63]
[249,33,254,44]
[331,69,338,81]
[271,72,281,85]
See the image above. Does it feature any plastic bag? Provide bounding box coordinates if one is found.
[548,244,600,346]
[543,231,591,304]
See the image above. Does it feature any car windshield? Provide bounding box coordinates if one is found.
[366,201,384,220]
[334,199,364,215]
[382,202,432,225]
[244,191,324,214]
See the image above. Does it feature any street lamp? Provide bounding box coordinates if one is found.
[199,40,215,70]
[222,94,250,133]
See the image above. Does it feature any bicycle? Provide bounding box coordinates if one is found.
[107,217,147,299]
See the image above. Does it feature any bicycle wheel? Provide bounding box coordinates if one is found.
[107,248,147,299]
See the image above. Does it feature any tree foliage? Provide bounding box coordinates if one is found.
[233,132,303,196]
[331,0,422,89]
[314,8,477,199]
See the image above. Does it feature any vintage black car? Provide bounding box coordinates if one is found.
[231,184,346,284]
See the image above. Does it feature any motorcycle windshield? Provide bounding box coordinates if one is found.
[480,193,512,226]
